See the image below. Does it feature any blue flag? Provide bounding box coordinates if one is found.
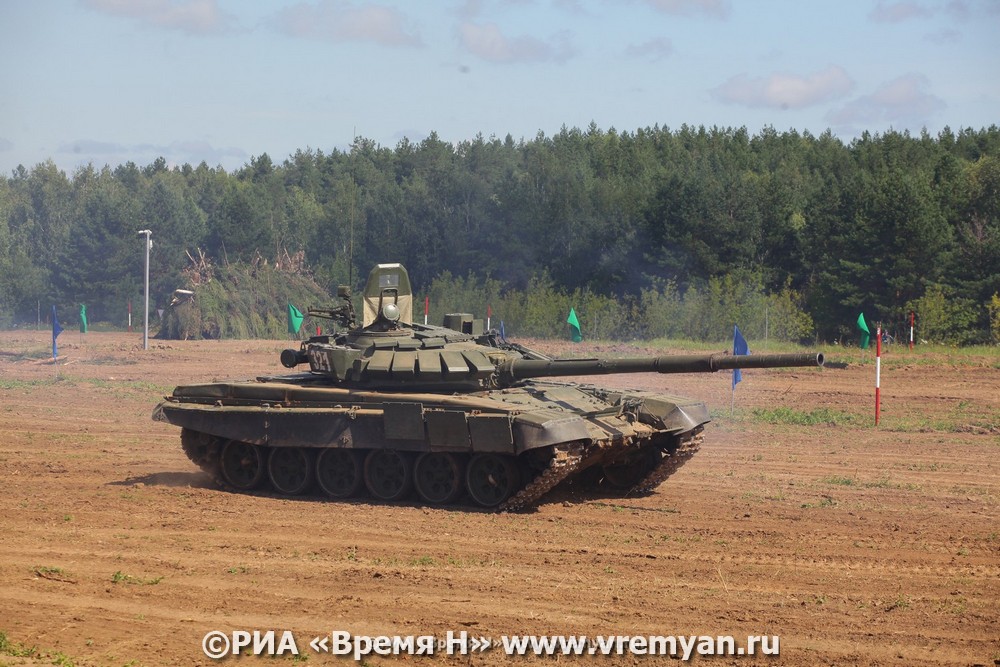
[52,305,63,359]
[499,319,507,342]
[733,324,750,388]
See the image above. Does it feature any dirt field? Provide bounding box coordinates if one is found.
[1,331,997,666]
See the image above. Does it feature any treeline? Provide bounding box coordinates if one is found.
[1,124,998,343]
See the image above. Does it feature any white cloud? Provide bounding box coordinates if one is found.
[82,0,236,34]
[625,37,673,62]
[459,22,574,63]
[711,65,855,110]
[57,138,246,168]
[826,73,946,126]
[868,1,931,23]
[58,139,127,155]
[274,1,422,47]
[640,0,730,19]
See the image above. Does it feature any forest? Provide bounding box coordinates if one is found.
[1,124,998,344]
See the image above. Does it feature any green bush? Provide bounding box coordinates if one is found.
[905,284,981,345]
[989,293,1000,345]
[424,270,814,343]
[157,262,332,340]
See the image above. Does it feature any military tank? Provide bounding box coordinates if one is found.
[153,263,823,510]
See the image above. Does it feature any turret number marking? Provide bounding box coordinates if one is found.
[309,350,331,372]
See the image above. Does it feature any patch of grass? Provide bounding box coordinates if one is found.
[801,496,838,509]
[0,631,86,667]
[111,571,163,585]
[51,650,77,666]
[749,406,861,427]
[0,631,39,658]
[885,594,911,611]
[408,556,436,567]
[819,475,856,486]
[33,566,77,583]
[0,377,64,391]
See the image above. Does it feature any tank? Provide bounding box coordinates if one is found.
[153,263,824,510]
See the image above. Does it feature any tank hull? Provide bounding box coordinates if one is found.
[153,375,709,510]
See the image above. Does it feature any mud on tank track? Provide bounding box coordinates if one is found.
[0,331,997,666]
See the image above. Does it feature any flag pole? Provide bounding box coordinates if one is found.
[875,324,882,427]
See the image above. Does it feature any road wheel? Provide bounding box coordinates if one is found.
[602,446,660,489]
[267,447,314,495]
[414,452,464,504]
[363,449,414,501]
[315,449,365,499]
[219,440,266,490]
[466,453,520,507]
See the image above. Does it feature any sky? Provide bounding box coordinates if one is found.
[1,0,997,175]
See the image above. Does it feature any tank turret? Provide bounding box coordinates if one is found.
[279,264,823,389]
[154,262,826,510]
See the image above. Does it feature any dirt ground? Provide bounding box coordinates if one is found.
[0,331,997,666]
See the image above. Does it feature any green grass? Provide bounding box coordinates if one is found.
[111,571,163,585]
[408,556,436,566]
[0,375,171,395]
[0,631,87,667]
[748,406,862,427]
[819,475,856,486]
[0,631,39,658]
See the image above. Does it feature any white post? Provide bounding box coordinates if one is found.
[138,229,152,350]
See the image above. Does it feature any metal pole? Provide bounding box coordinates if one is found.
[138,230,152,350]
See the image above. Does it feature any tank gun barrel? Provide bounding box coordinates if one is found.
[506,352,823,381]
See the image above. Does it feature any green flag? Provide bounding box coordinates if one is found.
[567,307,582,343]
[287,303,304,334]
[857,312,870,349]
[79,304,88,333]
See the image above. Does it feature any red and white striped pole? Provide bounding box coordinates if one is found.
[875,325,882,427]
[128,300,132,332]
[909,311,914,351]
[424,296,429,326]
[487,304,492,331]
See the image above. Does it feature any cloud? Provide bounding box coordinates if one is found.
[82,0,236,34]
[826,73,946,126]
[57,138,247,168]
[923,28,960,43]
[625,37,673,62]
[945,0,1000,19]
[640,0,731,19]
[58,139,127,155]
[0,138,13,152]
[868,0,998,23]
[711,65,855,110]
[868,1,931,22]
[459,22,574,63]
[274,1,422,46]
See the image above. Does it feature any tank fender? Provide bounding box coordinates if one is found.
[511,410,594,453]
[631,394,710,432]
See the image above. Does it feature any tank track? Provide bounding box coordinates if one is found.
[630,429,703,495]
[500,441,586,512]
[180,428,221,475]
